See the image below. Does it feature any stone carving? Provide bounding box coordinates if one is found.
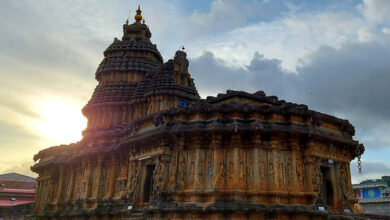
[228,161,234,181]
[239,161,246,187]
[259,155,266,182]
[30,7,364,218]
[129,161,139,198]
[247,152,254,187]
[339,163,350,207]
[296,160,304,185]
[188,161,195,185]
[286,157,293,185]
[207,161,213,184]
[205,150,213,188]
[169,151,178,188]
[153,161,164,194]
[196,154,204,186]
[179,154,186,188]
[238,150,246,186]
[97,169,106,198]
[277,156,284,187]
[269,162,275,184]
[214,161,226,187]
[310,158,322,194]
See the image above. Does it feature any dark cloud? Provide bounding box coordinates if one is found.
[297,41,390,120]
[1,0,388,178]
[189,52,297,98]
[189,39,390,151]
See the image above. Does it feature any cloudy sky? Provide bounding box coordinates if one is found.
[0,0,389,183]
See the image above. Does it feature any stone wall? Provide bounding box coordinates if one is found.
[362,202,390,216]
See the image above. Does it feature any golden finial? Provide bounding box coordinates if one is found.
[142,19,145,24]
[126,19,129,25]
[134,5,142,23]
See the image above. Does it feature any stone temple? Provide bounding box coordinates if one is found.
[32,7,366,220]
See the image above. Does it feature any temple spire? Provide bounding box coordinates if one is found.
[134,5,142,23]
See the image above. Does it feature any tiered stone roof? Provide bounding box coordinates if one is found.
[103,38,163,62]
[95,56,161,76]
[30,8,366,219]
[86,83,137,106]
[33,89,363,167]
[83,16,199,115]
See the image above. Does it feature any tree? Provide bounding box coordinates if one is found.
[381,176,390,186]
[359,176,390,185]
[360,179,375,184]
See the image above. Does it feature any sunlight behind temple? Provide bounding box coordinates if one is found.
[35,98,87,144]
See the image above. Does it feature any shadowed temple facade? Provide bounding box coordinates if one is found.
[32,7,366,220]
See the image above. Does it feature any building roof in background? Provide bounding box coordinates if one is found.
[0,198,34,207]
[0,189,35,194]
[353,182,388,189]
[0,173,36,183]
[0,180,36,189]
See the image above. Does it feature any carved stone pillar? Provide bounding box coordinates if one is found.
[290,140,304,193]
[86,159,93,199]
[212,134,225,189]
[65,168,75,202]
[153,155,170,195]
[304,155,321,200]
[267,147,277,191]
[54,166,62,204]
[194,136,205,190]
[338,161,352,209]
[252,134,260,190]
[91,156,102,199]
[257,136,267,191]
[187,147,196,189]
[205,147,214,189]
[237,147,247,189]
[47,176,56,205]
[127,159,140,202]
[80,159,88,199]
[105,155,118,199]
[168,144,179,191]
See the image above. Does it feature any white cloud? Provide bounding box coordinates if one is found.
[1,0,389,182]
[350,160,390,184]
[184,7,372,72]
[186,0,263,36]
[359,0,390,24]
[189,33,390,181]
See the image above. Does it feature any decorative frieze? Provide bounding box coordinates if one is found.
[31,6,364,220]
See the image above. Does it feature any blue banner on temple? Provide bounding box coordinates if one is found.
[362,188,381,198]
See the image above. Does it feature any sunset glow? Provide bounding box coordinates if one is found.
[1,0,390,184]
[35,99,87,143]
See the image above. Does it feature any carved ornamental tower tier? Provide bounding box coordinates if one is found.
[82,6,199,134]
[32,7,366,220]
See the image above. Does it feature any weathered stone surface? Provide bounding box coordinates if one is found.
[31,7,367,220]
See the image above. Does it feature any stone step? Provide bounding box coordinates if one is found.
[123,216,143,220]
[132,213,143,216]
[122,210,144,220]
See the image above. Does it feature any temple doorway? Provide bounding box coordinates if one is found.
[143,164,155,203]
[320,166,334,207]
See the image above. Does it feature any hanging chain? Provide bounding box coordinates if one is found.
[356,145,363,174]
[357,156,362,174]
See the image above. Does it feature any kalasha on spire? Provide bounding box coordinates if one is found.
[31,5,365,220]
[134,5,142,23]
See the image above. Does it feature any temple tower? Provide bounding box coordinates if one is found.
[31,6,365,220]
[82,6,199,134]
